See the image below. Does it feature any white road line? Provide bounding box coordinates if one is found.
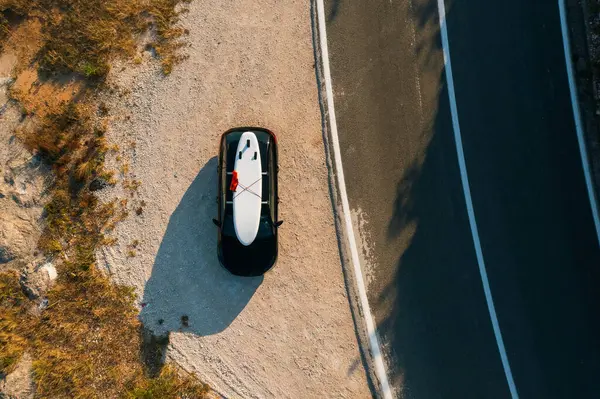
[314,1,393,398]
[558,0,600,246]
[435,1,520,398]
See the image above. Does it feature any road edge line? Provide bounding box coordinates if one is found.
[558,0,600,246]
[314,1,393,398]
[435,1,519,398]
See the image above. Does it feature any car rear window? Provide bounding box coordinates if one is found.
[222,213,273,239]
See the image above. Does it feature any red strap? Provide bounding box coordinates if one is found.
[229,170,239,192]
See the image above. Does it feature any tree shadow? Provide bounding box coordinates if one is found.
[140,157,263,339]
[386,0,600,397]
[327,0,341,23]
[374,1,511,398]
[378,83,510,399]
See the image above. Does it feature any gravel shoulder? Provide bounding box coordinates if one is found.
[97,1,370,397]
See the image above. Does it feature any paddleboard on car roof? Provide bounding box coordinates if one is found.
[232,131,262,246]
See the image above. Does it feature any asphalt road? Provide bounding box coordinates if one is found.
[323,0,600,397]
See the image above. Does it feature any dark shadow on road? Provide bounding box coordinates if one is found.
[374,1,511,398]
[378,82,510,399]
[140,157,263,338]
[327,0,341,22]
[322,0,600,396]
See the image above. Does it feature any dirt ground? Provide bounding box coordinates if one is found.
[97,0,371,397]
[0,52,46,276]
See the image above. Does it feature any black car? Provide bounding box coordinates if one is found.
[212,127,283,276]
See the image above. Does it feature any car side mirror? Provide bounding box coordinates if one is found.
[274,220,283,228]
[212,218,221,227]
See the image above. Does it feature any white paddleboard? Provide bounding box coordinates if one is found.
[233,132,263,246]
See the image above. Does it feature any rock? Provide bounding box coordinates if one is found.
[40,263,57,280]
[0,352,34,399]
[19,261,57,300]
[2,154,46,208]
[89,177,109,192]
[0,246,14,263]
[38,298,49,311]
[0,211,40,265]
[0,77,15,88]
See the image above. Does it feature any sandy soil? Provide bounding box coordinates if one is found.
[0,57,46,274]
[97,0,371,397]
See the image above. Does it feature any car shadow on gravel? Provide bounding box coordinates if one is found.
[140,157,263,338]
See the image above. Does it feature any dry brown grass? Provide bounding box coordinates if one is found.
[0,263,210,398]
[0,271,32,374]
[0,0,190,77]
[2,108,210,396]
[0,0,209,397]
[3,130,208,396]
